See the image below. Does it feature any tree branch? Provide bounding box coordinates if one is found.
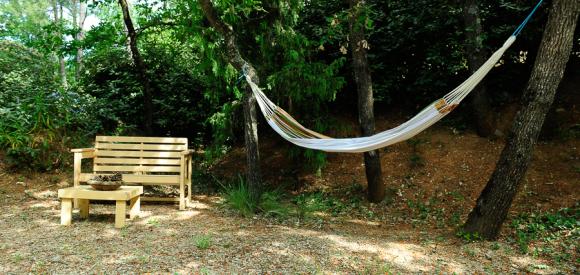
[198,0,232,35]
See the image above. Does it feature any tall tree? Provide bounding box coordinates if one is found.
[198,0,263,203]
[463,0,494,137]
[72,0,87,79]
[349,0,384,202]
[51,0,67,88]
[463,0,579,239]
[118,0,153,134]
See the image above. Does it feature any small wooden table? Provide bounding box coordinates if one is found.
[58,186,143,228]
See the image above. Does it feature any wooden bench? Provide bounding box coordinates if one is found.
[71,136,193,210]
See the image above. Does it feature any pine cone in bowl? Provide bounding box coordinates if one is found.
[88,173,123,191]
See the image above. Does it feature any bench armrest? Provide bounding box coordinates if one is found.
[72,148,95,160]
[180,149,194,156]
[71,148,95,153]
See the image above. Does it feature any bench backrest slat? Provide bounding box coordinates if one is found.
[93,136,187,176]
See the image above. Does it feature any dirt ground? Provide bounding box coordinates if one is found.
[0,125,578,274]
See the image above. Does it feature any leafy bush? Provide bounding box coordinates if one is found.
[220,175,289,218]
[0,41,106,170]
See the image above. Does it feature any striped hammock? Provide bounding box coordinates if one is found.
[245,1,542,153]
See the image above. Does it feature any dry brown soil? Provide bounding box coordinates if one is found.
[0,125,578,274]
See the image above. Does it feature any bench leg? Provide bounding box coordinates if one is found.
[79,199,89,219]
[61,199,73,226]
[187,179,192,207]
[129,196,140,219]
[115,200,126,228]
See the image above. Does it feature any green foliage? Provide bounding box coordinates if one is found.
[510,206,578,257]
[0,0,554,174]
[221,176,257,217]
[294,191,350,217]
[0,41,102,170]
[192,234,212,250]
[456,229,483,242]
[220,175,290,218]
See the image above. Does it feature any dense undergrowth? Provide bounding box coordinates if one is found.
[0,41,105,170]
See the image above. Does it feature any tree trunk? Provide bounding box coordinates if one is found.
[349,0,385,203]
[52,0,67,88]
[463,0,494,137]
[198,0,263,203]
[76,0,86,79]
[463,0,579,240]
[118,0,153,135]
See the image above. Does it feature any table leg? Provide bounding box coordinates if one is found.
[79,199,89,219]
[115,200,126,228]
[61,199,72,226]
[129,196,140,219]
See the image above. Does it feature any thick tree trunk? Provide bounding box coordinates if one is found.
[52,0,67,88]
[198,0,263,203]
[118,0,153,135]
[349,0,385,203]
[463,0,579,240]
[463,0,494,137]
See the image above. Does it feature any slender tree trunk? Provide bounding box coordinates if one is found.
[463,0,579,240]
[76,0,86,79]
[52,0,67,88]
[463,0,494,137]
[349,0,385,203]
[198,0,263,203]
[118,0,153,135]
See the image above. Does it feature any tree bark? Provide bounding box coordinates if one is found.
[349,0,385,203]
[118,0,153,135]
[52,0,67,88]
[198,0,263,203]
[463,0,579,240]
[463,0,494,137]
[75,0,87,79]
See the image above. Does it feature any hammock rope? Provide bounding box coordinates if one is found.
[244,1,543,153]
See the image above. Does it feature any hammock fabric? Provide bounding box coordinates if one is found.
[244,1,542,153]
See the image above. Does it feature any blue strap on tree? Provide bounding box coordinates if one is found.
[512,0,544,37]
[235,63,250,85]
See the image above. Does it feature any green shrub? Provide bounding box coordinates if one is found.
[0,41,106,170]
[192,235,212,249]
[220,176,290,218]
[221,177,257,217]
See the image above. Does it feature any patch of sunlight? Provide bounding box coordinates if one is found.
[180,261,202,272]
[135,210,154,219]
[234,230,252,237]
[29,201,58,208]
[134,213,173,226]
[299,253,316,266]
[508,255,536,268]
[33,218,58,227]
[175,210,202,221]
[261,242,292,257]
[283,228,468,274]
[102,228,119,238]
[345,219,381,226]
[188,200,211,209]
[161,228,178,236]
